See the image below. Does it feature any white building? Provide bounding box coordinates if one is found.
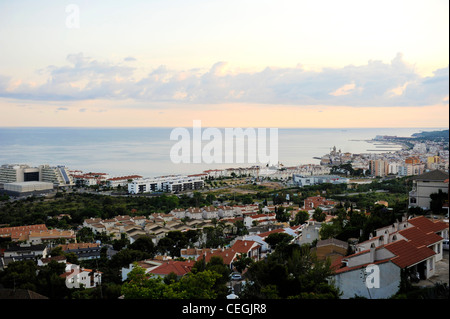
[409,170,449,210]
[292,174,349,187]
[128,175,204,194]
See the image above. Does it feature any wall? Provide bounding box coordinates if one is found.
[333,261,401,299]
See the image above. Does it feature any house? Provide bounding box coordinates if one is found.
[180,248,216,260]
[37,255,67,266]
[0,224,48,242]
[59,243,101,260]
[331,216,448,299]
[0,289,48,299]
[61,263,102,289]
[244,213,276,228]
[186,207,203,220]
[106,175,142,188]
[149,259,196,279]
[218,206,236,218]
[202,206,220,219]
[356,216,447,262]
[1,243,48,269]
[27,229,76,245]
[409,170,449,210]
[332,238,438,299]
[121,259,165,281]
[302,195,337,210]
[230,240,261,261]
[296,221,322,245]
[313,238,348,264]
[131,216,147,227]
[169,208,186,219]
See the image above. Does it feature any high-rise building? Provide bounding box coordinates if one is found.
[0,164,40,183]
[369,160,389,177]
[0,164,73,186]
[39,165,74,186]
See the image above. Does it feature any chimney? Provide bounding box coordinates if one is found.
[369,247,376,263]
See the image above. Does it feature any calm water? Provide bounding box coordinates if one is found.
[0,127,442,177]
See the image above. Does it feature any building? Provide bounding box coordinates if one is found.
[106,175,142,188]
[0,224,74,244]
[0,243,49,269]
[61,264,102,288]
[331,240,436,299]
[59,243,102,260]
[369,160,389,177]
[148,259,196,279]
[128,175,204,194]
[292,174,349,187]
[302,195,336,210]
[39,165,74,186]
[313,238,348,264]
[2,181,54,196]
[331,215,448,299]
[243,213,276,228]
[0,164,74,187]
[409,170,449,210]
[0,164,40,183]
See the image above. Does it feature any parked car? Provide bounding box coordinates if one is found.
[230,273,242,281]
[443,239,449,251]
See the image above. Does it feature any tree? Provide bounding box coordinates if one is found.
[112,233,130,251]
[121,265,221,299]
[265,232,293,251]
[430,190,448,214]
[312,208,326,222]
[275,206,290,223]
[292,210,309,226]
[233,253,254,273]
[241,244,340,299]
[129,236,156,257]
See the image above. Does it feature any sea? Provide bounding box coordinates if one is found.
[0,127,445,178]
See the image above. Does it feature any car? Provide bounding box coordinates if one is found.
[231,273,242,281]
[443,239,449,251]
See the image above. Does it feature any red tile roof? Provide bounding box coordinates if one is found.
[257,228,285,239]
[384,239,436,268]
[398,226,443,248]
[150,260,195,277]
[408,216,448,234]
[231,240,259,254]
[333,258,392,274]
[198,248,237,266]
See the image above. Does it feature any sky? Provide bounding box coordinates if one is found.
[0,0,448,128]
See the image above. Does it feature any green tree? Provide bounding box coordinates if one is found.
[129,236,156,257]
[233,253,254,273]
[265,232,293,251]
[292,210,309,226]
[121,265,221,299]
[312,208,326,222]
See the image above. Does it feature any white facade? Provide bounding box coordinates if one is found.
[128,175,204,194]
[333,260,401,299]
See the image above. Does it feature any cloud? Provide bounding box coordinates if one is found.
[56,107,68,111]
[123,56,137,62]
[0,53,447,107]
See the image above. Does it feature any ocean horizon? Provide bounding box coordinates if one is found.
[0,127,446,178]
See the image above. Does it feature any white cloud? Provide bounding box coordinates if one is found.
[0,53,447,108]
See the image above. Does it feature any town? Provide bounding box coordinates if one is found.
[0,130,448,300]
